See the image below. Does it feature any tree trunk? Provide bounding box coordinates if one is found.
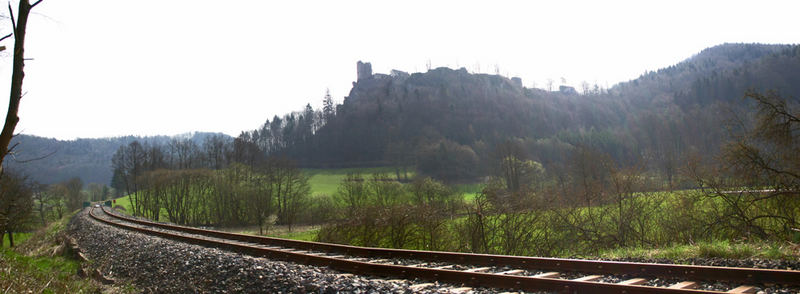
[39,204,45,225]
[0,0,39,175]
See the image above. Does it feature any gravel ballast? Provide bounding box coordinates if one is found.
[69,209,425,293]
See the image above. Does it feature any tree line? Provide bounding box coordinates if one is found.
[111,136,312,232]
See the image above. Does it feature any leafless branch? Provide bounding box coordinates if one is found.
[11,148,57,163]
[7,2,15,32]
[0,33,11,42]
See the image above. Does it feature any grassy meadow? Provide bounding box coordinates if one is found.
[305,167,415,197]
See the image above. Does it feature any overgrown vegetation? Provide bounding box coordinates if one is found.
[0,213,109,293]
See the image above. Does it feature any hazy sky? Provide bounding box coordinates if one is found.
[0,0,798,140]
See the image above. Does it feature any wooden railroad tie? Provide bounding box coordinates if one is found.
[618,278,647,286]
[727,285,757,294]
[532,272,560,279]
[668,281,698,289]
[572,275,602,282]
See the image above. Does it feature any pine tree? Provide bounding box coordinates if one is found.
[322,88,335,124]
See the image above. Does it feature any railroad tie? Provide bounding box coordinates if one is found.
[668,281,698,289]
[727,285,757,294]
[409,283,435,290]
[497,269,524,275]
[618,278,647,286]
[532,272,560,279]
[572,275,602,282]
[450,287,473,293]
[463,267,492,273]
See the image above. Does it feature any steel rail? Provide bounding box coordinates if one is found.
[98,206,800,287]
[89,207,732,293]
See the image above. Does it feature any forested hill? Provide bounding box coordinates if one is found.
[4,132,232,185]
[244,43,800,181]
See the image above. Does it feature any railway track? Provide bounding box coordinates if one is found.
[89,206,800,293]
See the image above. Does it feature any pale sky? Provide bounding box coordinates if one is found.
[0,0,798,140]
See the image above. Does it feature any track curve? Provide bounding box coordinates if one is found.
[90,206,800,293]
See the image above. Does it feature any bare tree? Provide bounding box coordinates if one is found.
[31,182,46,225]
[691,90,800,240]
[271,157,309,231]
[64,177,84,212]
[0,0,43,175]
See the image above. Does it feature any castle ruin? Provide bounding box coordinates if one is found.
[357,61,372,81]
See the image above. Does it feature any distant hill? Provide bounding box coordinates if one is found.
[4,132,232,185]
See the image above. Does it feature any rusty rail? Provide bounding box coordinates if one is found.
[91,207,799,293]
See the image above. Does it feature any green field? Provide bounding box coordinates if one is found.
[453,183,483,202]
[305,167,415,197]
[112,195,133,212]
[110,194,171,220]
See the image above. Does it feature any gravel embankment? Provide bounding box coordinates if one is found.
[68,209,502,293]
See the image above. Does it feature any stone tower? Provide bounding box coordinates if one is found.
[511,77,523,88]
[357,61,372,81]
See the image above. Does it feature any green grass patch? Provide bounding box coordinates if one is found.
[305,167,415,197]
[111,195,133,214]
[0,248,97,293]
[2,232,31,248]
[454,183,483,202]
[270,228,320,241]
[110,194,171,220]
[599,241,799,260]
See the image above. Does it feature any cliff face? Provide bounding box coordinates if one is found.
[289,65,571,169]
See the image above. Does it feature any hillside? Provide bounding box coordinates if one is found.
[245,43,800,182]
[4,132,232,185]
